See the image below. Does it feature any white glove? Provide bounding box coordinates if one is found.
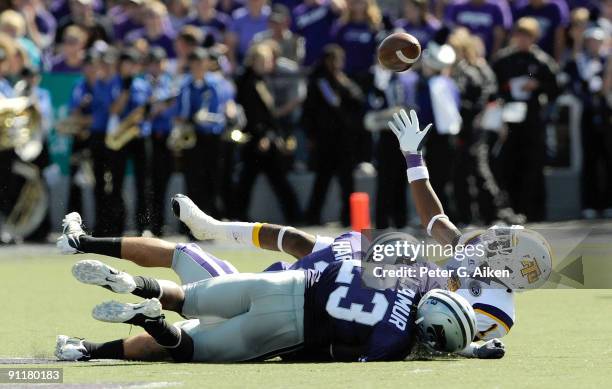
[387,108,432,153]
[474,338,506,359]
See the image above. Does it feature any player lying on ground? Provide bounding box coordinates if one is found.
[56,212,481,362]
[166,109,552,348]
[55,109,546,361]
[169,196,522,343]
[56,203,506,362]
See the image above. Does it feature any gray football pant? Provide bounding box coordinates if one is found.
[176,270,306,362]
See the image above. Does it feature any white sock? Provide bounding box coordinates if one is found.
[182,206,262,246]
[217,222,263,247]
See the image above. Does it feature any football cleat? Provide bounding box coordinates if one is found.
[92,298,162,323]
[171,194,221,240]
[55,335,90,361]
[72,260,136,294]
[57,212,86,254]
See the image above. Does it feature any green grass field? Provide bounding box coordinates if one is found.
[2,246,612,388]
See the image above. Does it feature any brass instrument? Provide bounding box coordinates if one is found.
[167,121,197,152]
[0,87,47,240]
[0,96,43,161]
[2,160,48,239]
[55,115,91,137]
[104,105,146,151]
[167,106,222,153]
[106,95,177,151]
[56,91,92,137]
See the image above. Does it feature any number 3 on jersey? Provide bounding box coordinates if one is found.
[325,260,389,326]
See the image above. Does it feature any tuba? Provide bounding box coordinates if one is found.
[2,160,49,240]
[0,96,43,161]
[0,84,48,241]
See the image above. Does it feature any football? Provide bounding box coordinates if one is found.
[377,32,421,72]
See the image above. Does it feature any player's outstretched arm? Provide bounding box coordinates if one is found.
[388,109,462,246]
[171,195,326,259]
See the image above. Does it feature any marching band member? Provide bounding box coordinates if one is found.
[175,47,225,219]
[143,46,177,236]
[89,47,121,236]
[66,51,98,214]
[106,48,151,235]
[234,42,301,223]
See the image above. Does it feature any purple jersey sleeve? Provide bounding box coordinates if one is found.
[288,231,364,272]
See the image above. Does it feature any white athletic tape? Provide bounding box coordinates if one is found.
[277,226,295,253]
[396,49,418,64]
[427,214,449,236]
[407,166,429,183]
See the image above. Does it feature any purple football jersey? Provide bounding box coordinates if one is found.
[185,12,231,45]
[303,257,446,361]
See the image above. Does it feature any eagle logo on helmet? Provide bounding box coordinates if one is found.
[520,257,542,284]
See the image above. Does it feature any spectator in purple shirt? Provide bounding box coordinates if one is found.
[292,0,345,67]
[112,0,146,41]
[253,4,305,62]
[125,1,177,58]
[272,0,301,12]
[173,25,206,75]
[217,0,246,15]
[50,24,87,72]
[566,0,601,19]
[13,0,57,50]
[56,0,113,45]
[331,0,382,80]
[515,0,570,61]
[395,0,441,48]
[227,0,270,66]
[50,0,73,22]
[167,0,193,32]
[186,0,232,46]
[445,0,513,57]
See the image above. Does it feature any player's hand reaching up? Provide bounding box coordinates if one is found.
[475,338,506,359]
[387,109,432,153]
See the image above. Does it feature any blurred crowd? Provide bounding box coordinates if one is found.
[0,0,610,240]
